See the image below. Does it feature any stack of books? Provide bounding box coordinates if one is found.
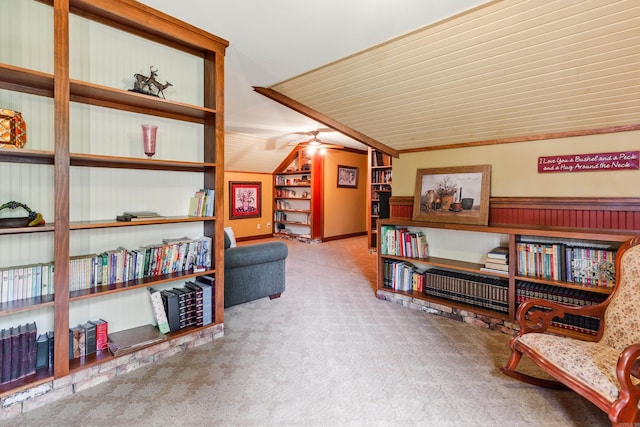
[480,246,509,275]
[116,211,165,222]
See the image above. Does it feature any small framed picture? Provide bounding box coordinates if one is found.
[229,181,261,219]
[337,165,358,188]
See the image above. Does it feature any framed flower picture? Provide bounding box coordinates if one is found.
[229,181,261,219]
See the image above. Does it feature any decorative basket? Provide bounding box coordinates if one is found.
[0,109,27,148]
[0,201,44,228]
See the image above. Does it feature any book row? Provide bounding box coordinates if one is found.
[275,175,310,186]
[516,242,616,287]
[187,188,215,217]
[0,263,54,303]
[274,211,310,225]
[148,275,215,335]
[0,322,37,385]
[515,280,608,307]
[382,260,509,313]
[68,319,109,360]
[423,268,509,313]
[67,236,211,293]
[371,170,392,184]
[380,226,429,259]
[0,237,212,303]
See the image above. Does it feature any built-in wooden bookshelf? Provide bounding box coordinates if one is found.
[0,0,227,397]
[273,147,323,241]
[367,148,392,250]
[378,197,639,340]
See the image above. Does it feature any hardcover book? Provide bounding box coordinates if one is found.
[0,328,10,383]
[90,319,108,351]
[148,288,170,334]
[83,321,97,356]
[161,289,181,332]
[35,332,49,370]
[107,324,166,357]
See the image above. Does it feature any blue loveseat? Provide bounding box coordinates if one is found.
[223,231,288,308]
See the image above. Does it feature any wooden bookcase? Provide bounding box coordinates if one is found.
[378,216,635,340]
[0,0,227,396]
[273,147,323,241]
[367,148,392,250]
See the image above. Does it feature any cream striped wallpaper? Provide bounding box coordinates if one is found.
[0,1,210,333]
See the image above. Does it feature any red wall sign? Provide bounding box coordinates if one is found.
[538,151,639,173]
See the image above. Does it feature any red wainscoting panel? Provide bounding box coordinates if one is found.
[390,196,640,231]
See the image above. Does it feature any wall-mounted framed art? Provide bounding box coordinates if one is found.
[412,164,491,225]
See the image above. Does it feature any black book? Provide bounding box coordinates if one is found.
[191,280,213,325]
[160,289,181,332]
[185,282,204,327]
[25,322,37,377]
[10,326,20,381]
[47,331,55,368]
[83,321,97,356]
[170,288,189,329]
[36,332,49,370]
[0,329,9,384]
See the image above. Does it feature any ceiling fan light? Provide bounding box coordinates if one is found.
[319,147,327,155]
[307,146,317,155]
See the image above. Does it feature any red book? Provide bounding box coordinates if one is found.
[90,319,108,351]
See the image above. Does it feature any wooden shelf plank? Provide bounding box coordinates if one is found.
[69,216,214,230]
[0,295,55,317]
[70,152,215,171]
[68,269,216,302]
[0,63,54,97]
[0,370,54,399]
[70,80,216,124]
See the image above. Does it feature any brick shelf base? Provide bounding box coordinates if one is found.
[376,289,517,336]
[0,324,224,420]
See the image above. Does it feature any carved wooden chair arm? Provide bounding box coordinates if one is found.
[612,343,640,422]
[515,297,607,335]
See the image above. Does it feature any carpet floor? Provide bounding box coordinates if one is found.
[3,236,609,426]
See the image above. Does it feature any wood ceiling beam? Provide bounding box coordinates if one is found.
[253,86,398,158]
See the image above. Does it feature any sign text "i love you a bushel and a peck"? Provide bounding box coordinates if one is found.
[538,151,639,173]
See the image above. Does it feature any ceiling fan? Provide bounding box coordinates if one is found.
[294,130,344,155]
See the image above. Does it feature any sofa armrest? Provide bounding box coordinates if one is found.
[225,241,288,269]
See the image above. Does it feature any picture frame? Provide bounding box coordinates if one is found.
[412,164,491,225]
[337,165,359,188]
[229,181,261,219]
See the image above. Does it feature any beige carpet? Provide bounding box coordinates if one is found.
[3,236,609,426]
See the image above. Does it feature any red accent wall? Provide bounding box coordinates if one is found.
[390,196,640,231]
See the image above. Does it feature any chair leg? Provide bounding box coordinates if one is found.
[269,293,281,300]
[501,348,566,389]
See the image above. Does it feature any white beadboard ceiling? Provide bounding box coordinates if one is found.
[139,0,640,172]
[271,0,640,152]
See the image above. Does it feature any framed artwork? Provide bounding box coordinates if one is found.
[412,164,491,225]
[337,165,358,188]
[229,181,261,219]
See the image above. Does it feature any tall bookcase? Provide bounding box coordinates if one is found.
[367,148,392,250]
[0,0,226,396]
[273,147,323,241]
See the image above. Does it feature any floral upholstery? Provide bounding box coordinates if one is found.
[517,333,637,402]
[601,244,640,351]
[513,242,640,404]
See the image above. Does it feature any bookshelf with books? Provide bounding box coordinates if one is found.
[367,148,392,249]
[377,217,634,339]
[0,0,226,398]
[273,147,322,241]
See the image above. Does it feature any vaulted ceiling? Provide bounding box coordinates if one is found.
[139,0,640,172]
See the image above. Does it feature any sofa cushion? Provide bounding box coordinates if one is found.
[516,333,640,402]
[225,241,288,269]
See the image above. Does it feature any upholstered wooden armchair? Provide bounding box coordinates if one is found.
[502,236,640,426]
